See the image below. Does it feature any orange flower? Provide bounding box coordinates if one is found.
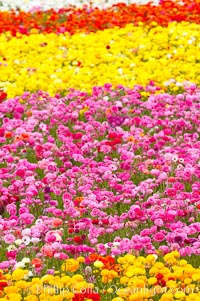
[112,264,123,273]
[127,136,135,142]
[26,110,32,117]
[31,258,42,268]
[41,246,54,258]
[14,135,22,142]
[21,133,30,140]
[4,131,12,139]
[74,196,84,203]
[88,253,99,262]
[98,255,115,269]
[52,218,63,227]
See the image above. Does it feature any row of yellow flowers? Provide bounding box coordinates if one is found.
[1,252,200,301]
[1,22,200,98]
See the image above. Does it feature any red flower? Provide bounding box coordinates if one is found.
[102,219,109,225]
[73,236,83,244]
[0,281,8,291]
[0,92,7,102]
[92,219,99,225]
[156,273,164,279]
[31,258,42,268]
[72,292,100,301]
[0,128,5,137]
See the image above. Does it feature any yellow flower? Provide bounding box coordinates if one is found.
[153,262,164,269]
[129,278,145,288]
[120,276,129,284]
[117,257,126,264]
[29,283,43,295]
[51,296,64,301]
[159,293,174,301]
[61,259,79,272]
[126,267,145,277]
[41,275,54,283]
[24,295,39,301]
[4,293,22,301]
[76,257,85,263]
[71,274,84,282]
[174,291,185,299]
[166,280,177,289]
[94,260,104,268]
[149,266,160,275]
[116,288,130,298]
[184,278,192,285]
[60,276,71,285]
[73,281,91,292]
[145,255,157,265]
[101,269,110,276]
[174,269,184,279]
[148,277,157,285]
[79,107,89,115]
[192,274,200,281]
[12,269,28,281]
[123,254,136,264]
[171,251,180,259]
[4,286,19,294]
[164,254,177,265]
[15,280,30,290]
[31,278,42,284]
[62,292,74,299]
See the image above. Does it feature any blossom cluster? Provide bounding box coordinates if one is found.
[0,0,200,37]
[1,251,200,301]
[0,83,200,267]
[1,22,200,98]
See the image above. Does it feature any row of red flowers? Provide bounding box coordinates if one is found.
[0,0,200,36]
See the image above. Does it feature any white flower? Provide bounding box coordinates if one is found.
[22,257,31,264]
[54,233,62,241]
[172,155,179,162]
[24,271,33,280]
[7,245,17,252]
[113,242,120,247]
[21,228,31,236]
[27,271,33,277]
[166,54,172,59]
[15,239,23,246]
[177,164,184,170]
[35,219,43,225]
[22,236,31,246]
[152,254,158,260]
[176,82,183,87]
[31,237,41,243]
[15,261,26,269]
[118,68,123,75]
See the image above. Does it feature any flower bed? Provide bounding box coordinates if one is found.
[0,1,200,36]
[1,22,200,98]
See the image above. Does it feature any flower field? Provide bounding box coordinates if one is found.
[0,1,200,300]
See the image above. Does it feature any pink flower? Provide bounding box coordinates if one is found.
[153,232,166,242]
[154,218,164,227]
[4,234,15,244]
[0,261,11,269]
